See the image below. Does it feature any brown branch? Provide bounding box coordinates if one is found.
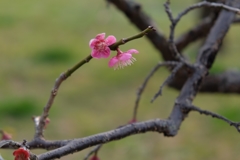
[37,102,240,160]
[200,70,240,93]
[181,104,240,131]
[197,0,240,68]
[109,26,155,50]
[35,55,92,138]
[169,70,240,93]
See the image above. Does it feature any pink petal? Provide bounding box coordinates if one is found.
[105,35,117,46]
[89,39,97,48]
[108,57,119,67]
[95,33,105,40]
[91,49,101,59]
[126,49,139,54]
[119,53,132,61]
[99,48,111,58]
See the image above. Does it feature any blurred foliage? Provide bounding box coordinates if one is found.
[0,98,40,118]
[0,0,240,160]
[33,47,73,64]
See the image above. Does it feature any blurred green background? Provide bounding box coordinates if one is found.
[0,0,240,159]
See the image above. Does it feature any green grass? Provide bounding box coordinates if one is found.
[0,0,240,160]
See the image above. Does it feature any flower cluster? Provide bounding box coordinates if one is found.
[89,33,139,70]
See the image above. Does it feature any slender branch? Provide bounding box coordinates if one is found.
[151,63,184,103]
[109,26,155,50]
[164,1,186,63]
[84,145,102,160]
[173,1,240,26]
[181,104,240,132]
[35,54,93,138]
[133,61,180,120]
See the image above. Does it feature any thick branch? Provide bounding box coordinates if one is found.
[197,0,240,68]
[37,119,172,160]
[169,70,240,93]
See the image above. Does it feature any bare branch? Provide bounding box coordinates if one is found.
[200,70,240,93]
[133,61,180,120]
[84,145,102,160]
[151,63,184,103]
[37,119,172,160]
[181,104,240,132]
[197,0,240,68]
[109,26,155,50]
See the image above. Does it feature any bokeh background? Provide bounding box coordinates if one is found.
[0,0,240,159]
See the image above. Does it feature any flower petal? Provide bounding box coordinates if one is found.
[126,49,139,54]
[119,53,132,61]
[105,35,117,46]
[95,33,105,40]
[108,57,119,67]
[99,48,111,58]
[91,49,101,59]
[89,39,97,48]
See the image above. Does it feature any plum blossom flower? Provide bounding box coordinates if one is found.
[108,48,139,70]
[13,147,30,160]
[0,130,12,140]
[89,33,116,59]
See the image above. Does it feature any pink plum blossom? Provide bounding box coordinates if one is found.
[89,33,116,59]
[108,48,139,70]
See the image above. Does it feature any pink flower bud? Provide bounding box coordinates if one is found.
[128,118,137,124]
[0,130,12,140]
[90,155,100,160]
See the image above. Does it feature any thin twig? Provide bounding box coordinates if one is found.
[181,104,240,132]
[164,0,240,63]
[133,61,180,120]
[151,63,184,103]
[109,26,156,50]
[35,55,92,138]
[84,144,102,160]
